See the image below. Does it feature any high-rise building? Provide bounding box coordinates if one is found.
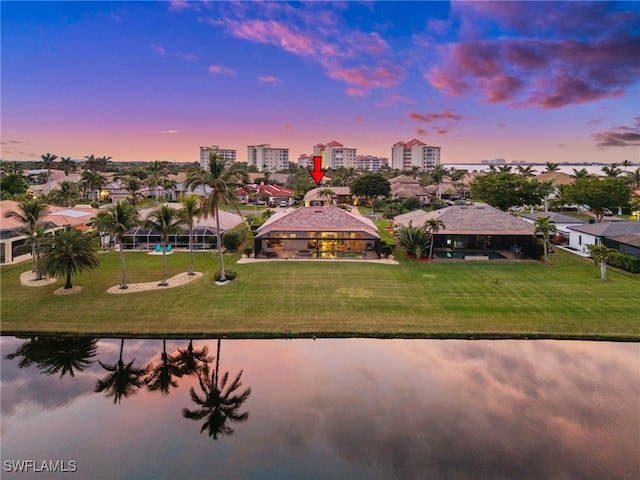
[247,144,289,172]
[391,140,441,171]
[313,141,357,169]
[200,146,236,169]
[355,155,389,172]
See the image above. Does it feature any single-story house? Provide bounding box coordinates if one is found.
[254,206,381,258]
[520,211,586,240]
[304,187,352,206]
[0,200,97,264]
[389,175,434,204]
[394,204,537,259]
[121,205,244,251]
[567,221,640,255]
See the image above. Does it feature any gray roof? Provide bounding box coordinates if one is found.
[522,211,586,224]
[395,205,535,235]
[257,206,379,238]
[568,221,640,237]
[608,233,640,248]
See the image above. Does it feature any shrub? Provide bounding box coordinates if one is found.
[381,244,394,257]
[243,247,253,257]
[430,199,447,210]
[222,231,242,251]
[396,223,430,259]
[606,251,640,274]
[215,270,236,281]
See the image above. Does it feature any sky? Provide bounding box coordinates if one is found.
[1,0,639,165]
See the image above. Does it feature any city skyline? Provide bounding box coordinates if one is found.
[1,1,639,165]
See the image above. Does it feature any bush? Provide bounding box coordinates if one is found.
[215,270,236,281]
[243,247,253,257]
[606,251,640,274]
[430,199,447,210]
[222,231,242,251]
[381,244,394,257]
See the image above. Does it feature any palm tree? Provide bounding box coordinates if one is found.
[82,154,100,172]
[59,157,76,176]
[93,201,139,289]
[144,204,184,286]
[317,188,335,205]
[517,165,537,177]
[96,339,148,404]
[572,168,589,179]
[97,156,112,172]
[621,160,633,174]
[49,180,82,207]
[587,244,615,281]
[185,153,241,282]
[147,161,168,201]
[602,164,622,178]
[174,340,213,377]
[38,227,100,289]
[544,162,560,173]
[627,168,640,189]
[40,153,58,193]
[182,340,251,440]
[429,165,450,199]
[123,177,144,206]
[145,338,183,395]
[424,218,445,261]
[81,170,106,201]
[180,194,200,276]
[534,216,556,264]
[4,197,50,277]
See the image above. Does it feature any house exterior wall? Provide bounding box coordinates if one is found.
[568,230,599,253]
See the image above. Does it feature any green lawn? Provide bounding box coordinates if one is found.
[1,249,638,340]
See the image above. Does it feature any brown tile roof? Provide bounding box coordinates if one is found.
[394,205,535,235]
[258,206,379,238]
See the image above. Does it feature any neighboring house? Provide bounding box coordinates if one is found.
[122,205,244,251]
[394,204,537,258]
[567,221,640,254]
[605,234,640,258]
[0,200,97,264]
[254,206,381,258]
[250,184,295,205]
[304,187,352,206]
[520,211,586,240]
[389,175,434,204]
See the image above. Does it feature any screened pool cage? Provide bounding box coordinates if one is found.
[122,226,220,251]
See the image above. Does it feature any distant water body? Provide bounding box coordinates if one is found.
[443,163,633,176]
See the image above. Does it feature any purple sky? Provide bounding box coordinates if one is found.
[1,1,639,164]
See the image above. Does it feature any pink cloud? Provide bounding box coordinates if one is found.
[257,75,281,85]
[592,118,640,148]
[416,128,428,137]
[226,20,316,57]
[345,88,368,97]
[151,45,166,55]
[208,65,236,76]
[408,111,463,123]
[329,62,403,89]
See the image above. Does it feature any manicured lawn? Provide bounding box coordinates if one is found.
[1,249,638,339]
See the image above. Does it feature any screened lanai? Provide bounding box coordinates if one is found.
[122,226,222,250]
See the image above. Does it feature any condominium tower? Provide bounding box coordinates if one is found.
[391,140,441,171]
[247,144,289,172]
[200,145,236,169]
[313,141,357,169]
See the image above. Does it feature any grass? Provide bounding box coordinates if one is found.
[1,248,638,340]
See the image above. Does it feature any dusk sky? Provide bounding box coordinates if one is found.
[2,1,639,165]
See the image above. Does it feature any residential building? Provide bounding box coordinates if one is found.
[567,221,640,255]
[297,154,314,169]
[389,175,435,205]
[355,155,389,172]
[313,141,357,169]
[304,187,352,206]
[247,144,289,172]
[391,140,441,171]
[200,146,237,169]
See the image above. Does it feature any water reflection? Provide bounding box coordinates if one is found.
[1,337,638,480]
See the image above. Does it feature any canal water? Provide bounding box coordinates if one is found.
[1,337,638,480]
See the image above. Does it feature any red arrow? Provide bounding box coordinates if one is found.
[309,155,326,185]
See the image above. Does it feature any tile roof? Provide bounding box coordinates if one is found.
[0,200,97,231]
[395,205,535,235]
[567,221,640,237]
[257,206,379,238]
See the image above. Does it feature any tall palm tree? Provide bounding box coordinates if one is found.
[41,153,58,193]
[49,180,82,207]
[124,177,144,206]
[97,156,112,173]
[38,227,100,289]
[317,188,335,205]
[571,168,589,179]
[174,340,213,377]
[182,340,251,440]
[185,153,241,282]
[4,197,50,277]
[621,160,633,174]
[534,216,556,264]
[627,168,640,189]
[93,201,139,289]
[544,162,560,173]
[96,339,148,404]
[587,244,615,281]
[82,154,100,172]
[602,164,622,178]
[59,157,77,176]
[144,204,184,286]
[147,161,168,201]
[81,170,106,201]
[180,194,200,276]
[424,218,445,261]
[517,165,537,177]
[429,165,450,199]
[145,339,183,395]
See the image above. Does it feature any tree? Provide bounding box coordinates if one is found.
[59,157,77,176]
[180,194,200,276]
[349,172,391,203]
[602,164,622,178]
[317,188,335,205]
[96,339,148,404]
[517,165,537,177]
[83,154,100,172]
[621,160,633,174]
[40,153,58,193]
[144,204,185,286]
[81,170,106,201]
[396,222,431,259]
[470,172,544,211]
[4,197,50,277]
[565,177,631,222]
[571,168,590,179]
[49,180,82,207]
[534,216,556,264]
[38,227,100,289]
[627,168,640,189]
[185,153,241,282]
[428,165,450,199]
[0,172,29,198]
[124,177,144,206]
[174,340,213,377]
[93,201,139,289]
[587,244,615,281]
[544,162,560,173]
[145,338,183,395]
[424,218,445,260]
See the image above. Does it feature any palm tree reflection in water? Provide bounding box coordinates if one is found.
[95,338,148,404]
[182,339,252,440]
